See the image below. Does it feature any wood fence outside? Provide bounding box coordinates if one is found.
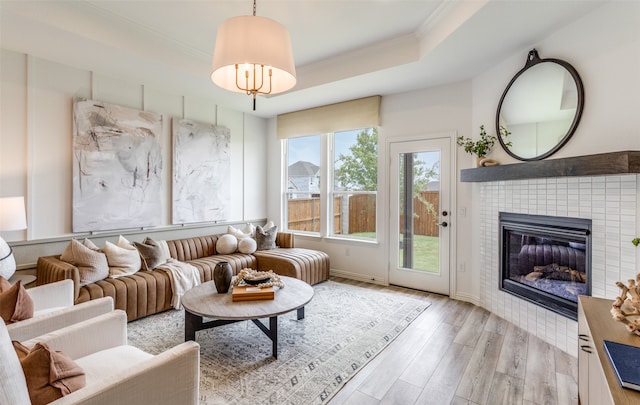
[287,191,439,236]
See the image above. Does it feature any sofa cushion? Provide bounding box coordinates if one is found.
[238,237,257,254]
[60,239,109,286]
[227,225,252,240]
[243,223,256,237]
[104,236,142,278]
[134,238,170,271]
[216,234,238,254]
[0,280,34,324]
[13,341,86,405]
[255,225,277,251]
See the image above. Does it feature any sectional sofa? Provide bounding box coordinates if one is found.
[36,232,329,321]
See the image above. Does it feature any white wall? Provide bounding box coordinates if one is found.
[267,80,474,299]
[471,0,640,301]
[469,1,640,353]
[0,49,268,266]
[266,1,640,305]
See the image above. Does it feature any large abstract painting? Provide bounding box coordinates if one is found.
[172,118,230,224]
[72,99,163,232]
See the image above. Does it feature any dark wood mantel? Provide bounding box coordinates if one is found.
[460,151,640,182]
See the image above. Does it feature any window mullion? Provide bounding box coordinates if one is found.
[320,133,331,237]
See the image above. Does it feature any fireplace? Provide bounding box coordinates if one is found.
[499,212,592,320]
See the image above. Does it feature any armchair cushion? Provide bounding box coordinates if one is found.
[13,341,86,405]
[0,280,34,324]
[0,321,31,404]
[15,310,200,405]
[28,279,74,313]
[7,296,114,342]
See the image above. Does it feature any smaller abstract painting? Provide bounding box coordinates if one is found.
[72,99,163,232]
[172,118,230,224]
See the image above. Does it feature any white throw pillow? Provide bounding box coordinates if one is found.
[104,238,141,278]
[227,225,252,240]
[237,237,257,254]
[243,223,256,237]
[216,234,238,254]
[82,238,99,250]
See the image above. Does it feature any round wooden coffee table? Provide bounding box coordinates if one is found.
[181,275,314,358]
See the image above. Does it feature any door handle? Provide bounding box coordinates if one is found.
[438,221,448,227]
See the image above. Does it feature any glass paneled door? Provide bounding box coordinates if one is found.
[389,138,450,295]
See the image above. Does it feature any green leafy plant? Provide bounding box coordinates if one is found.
[633,237,640,247]
[456,125,512,158]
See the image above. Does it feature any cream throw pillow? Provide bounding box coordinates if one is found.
[227,225,252,239]
[104,236,141,278]
[237,237,257,254]
[60,239,109,286]
[243,223,256,237]
[216,234,238,254]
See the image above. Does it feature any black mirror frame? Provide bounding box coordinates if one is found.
[496,49,585,161]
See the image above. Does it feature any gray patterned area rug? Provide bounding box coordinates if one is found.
[127,279,430,405]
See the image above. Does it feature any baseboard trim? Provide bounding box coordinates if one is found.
[452,292,480,306]
[329,269,388,286]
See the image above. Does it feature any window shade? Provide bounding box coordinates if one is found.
[276,96,380,139]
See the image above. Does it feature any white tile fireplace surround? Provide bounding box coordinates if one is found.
[477,174,638,356]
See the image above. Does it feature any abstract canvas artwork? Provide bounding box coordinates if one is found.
[72,99,163,232]
[172,118,230,224]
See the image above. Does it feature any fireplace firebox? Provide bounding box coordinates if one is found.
[499,212,591,320]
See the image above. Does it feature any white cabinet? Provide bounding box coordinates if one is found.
[578,296,640,405]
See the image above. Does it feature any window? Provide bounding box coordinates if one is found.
[284,128,377,241]
[285,135,321,233]
[331,128,377,240]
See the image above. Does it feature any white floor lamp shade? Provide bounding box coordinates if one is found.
[0,197,27,280]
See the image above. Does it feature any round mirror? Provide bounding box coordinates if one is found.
[496,49,584,161]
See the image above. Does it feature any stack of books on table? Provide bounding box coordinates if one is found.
[232,285,275,302]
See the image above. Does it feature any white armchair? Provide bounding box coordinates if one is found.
[1,310,200,405]
[7,279,114,341]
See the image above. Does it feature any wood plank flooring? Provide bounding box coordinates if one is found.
[327,278,578,405]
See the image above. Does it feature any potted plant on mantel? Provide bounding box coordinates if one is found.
[456,125,511,167]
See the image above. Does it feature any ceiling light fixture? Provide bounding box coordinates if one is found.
[211,0,296,111]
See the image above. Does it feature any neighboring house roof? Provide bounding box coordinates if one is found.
[288,161,320,177]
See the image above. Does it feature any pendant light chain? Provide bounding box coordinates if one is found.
[253,0,256,16]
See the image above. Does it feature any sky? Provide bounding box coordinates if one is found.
[287,129,359,167]
[286,129,441,177]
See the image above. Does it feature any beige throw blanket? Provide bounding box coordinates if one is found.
[157,259,201,309]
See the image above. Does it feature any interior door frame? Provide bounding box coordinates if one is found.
[385,132,458,297]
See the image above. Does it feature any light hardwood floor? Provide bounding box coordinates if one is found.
[327,279,578,405]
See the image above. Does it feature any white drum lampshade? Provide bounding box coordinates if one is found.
[210,13,296,110]
[0,196,27,280]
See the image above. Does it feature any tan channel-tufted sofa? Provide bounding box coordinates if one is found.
[36,232,329,321]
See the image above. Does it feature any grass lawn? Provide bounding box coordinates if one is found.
[350,232,440,273]
[400,234,440,273]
